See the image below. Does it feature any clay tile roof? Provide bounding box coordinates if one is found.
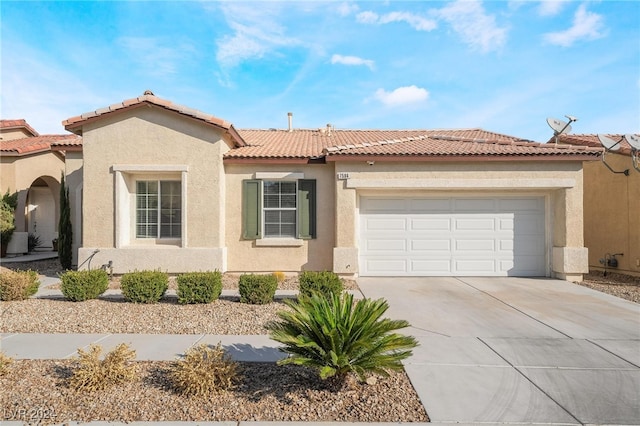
[0,134,82,156]
[0,119,39,137]
[225,128,601,161]
[63,92,245,147]
[554,134,634,156]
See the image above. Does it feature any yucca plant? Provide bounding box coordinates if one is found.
[267,292,418,385]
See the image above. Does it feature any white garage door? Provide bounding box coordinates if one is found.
[359,196,546,277]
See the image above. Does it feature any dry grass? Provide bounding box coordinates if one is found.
[0,352,13,376]
[169,343,238,397]
[69,344,138,392]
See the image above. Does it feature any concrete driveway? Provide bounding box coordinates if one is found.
[357,276,640,425]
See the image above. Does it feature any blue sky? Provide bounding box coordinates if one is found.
[2,1,639,142]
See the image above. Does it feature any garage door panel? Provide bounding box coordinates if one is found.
[455,259,497,273]
[363,198,408,212]
[455,217,496,231]
[411,217,451,231]
[455,239,495,252]
[410,198,451,211]
[365,217,407,231]
[365,239,406,253]
[499,198,542,211]
[412,259,452,274]
[360,196,546,277]
[364,259,408,274]
[412,239,450,251]
[455,198,496,211]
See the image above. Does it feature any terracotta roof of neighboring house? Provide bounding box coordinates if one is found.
[63,91,246,147]
[0,134,82,156]
[225,128,602,162]
[553,134,634,156]
[0,119,39,137]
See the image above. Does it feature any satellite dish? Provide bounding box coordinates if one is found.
[547,117,572,135]
[624,134,640,151]
[598,134,622,151]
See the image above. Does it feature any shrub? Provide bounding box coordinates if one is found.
[238,274,277,304]
[176,271,222,304]
[0,351,14,376]
[0,269,40,301]
[169,343,238,396]
[299,270,344,298]
[69,343,137,392]
[267,292,418,386]
[60,269,109,302]
[120,270,168,303]
[273,271,286,283]
[0,201,15,249]
[27,233,42,252]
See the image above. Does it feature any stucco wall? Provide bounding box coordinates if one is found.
[79,106,233,273]
[224,163,335,272]
[583,154,640,276]
[0,128,33,141]
[0,153,63,234]
[331,160,588,280]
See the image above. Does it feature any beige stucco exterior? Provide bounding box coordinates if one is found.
[582,154,640,276]
[0,151,63,254]
[78,106,235,273]
[329,160,588,281]
[70,103,592,280]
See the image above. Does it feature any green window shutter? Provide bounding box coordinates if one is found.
[298,179,316,239]
[242,180,262,240]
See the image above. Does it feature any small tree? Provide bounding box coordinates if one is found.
[0,201,15,255]
[59,174,73,270]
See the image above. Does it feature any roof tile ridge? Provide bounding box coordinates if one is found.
[323,133,429,154]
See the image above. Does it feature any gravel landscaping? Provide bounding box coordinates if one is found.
[575,271,640,304]
[1,258,427,423]
[1,360,429,423]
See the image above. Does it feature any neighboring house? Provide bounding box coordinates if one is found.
[62,92,601,281]
[556,134,639,277]
[0,119,82,257]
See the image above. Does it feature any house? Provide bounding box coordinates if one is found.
[0,119,82,257]
[62,92,601,281]
[555,134,639,277]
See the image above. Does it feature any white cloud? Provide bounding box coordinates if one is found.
[215,3,300,68]
[118,37,193,76]
[331,54,374,70]
[336,2,359,17]
[543,4,606,47]
[356,10,437,31]
[374,85,429,106]
[537,0,569,17]
[437,0,508,53]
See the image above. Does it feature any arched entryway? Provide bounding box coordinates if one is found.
[19,176,60,251]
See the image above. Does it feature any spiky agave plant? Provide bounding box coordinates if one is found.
[267,292,418,384]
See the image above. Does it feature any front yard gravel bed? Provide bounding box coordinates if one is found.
[1,360,429,423]
[576,271,640,304]
[0,297,289,334]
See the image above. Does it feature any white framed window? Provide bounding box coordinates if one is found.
[136,180,181,239]
[263,180,297,238]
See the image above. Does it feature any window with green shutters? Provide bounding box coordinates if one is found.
[242,179,316,240]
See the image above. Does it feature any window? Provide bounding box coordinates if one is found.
[136,180,181,238]
[264,181,297,237]
[242,179,316,240]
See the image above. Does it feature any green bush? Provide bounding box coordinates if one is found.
[120,270,168,303]
[60,269,109,302]
[299,270,344,298]
[176,271,222,304]
[0,269,40,301]
[267,292,418,386]
[238,274,277,304]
